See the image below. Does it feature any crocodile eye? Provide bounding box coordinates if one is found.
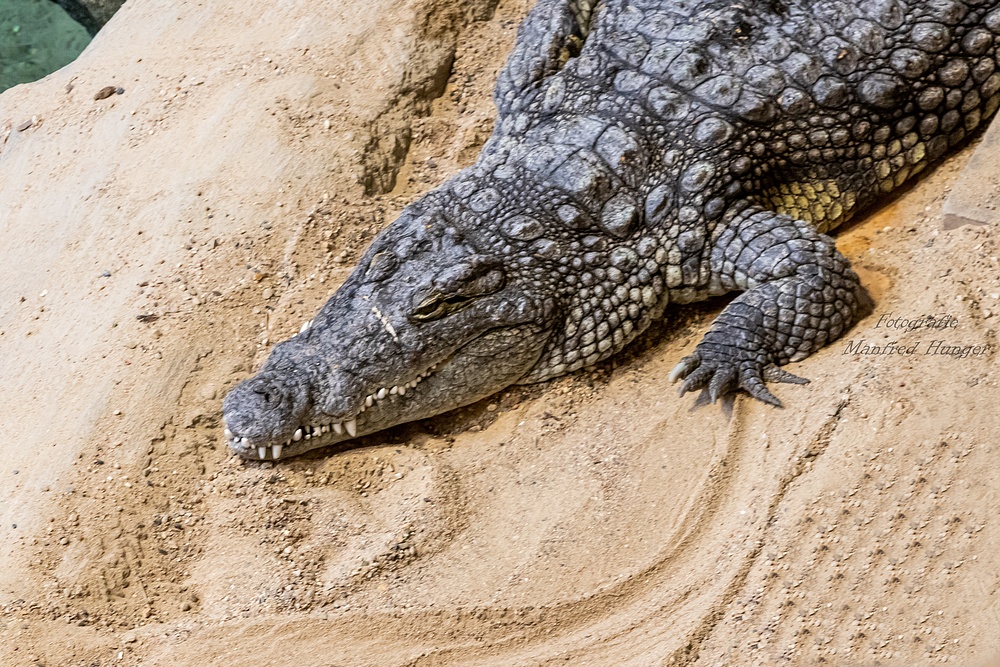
[409,267,506,323]
[367,251,398,281]
[410,292,475,322]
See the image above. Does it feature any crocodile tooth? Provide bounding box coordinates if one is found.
[224,428,233,439]
[258,447,267,460]
[293,428,302,441]
[345,419,357,437]
[333,422,343,435]
[365,395,374,408]
[399,385,406,395]
[389,386,399,395]
[377,387,387,400]
[272,444,283,458]
[305,432,312,439]
[321,424,329,434]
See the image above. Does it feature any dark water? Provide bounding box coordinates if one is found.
[1,0,91,93]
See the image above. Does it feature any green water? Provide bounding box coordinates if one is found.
[1,0,91,93]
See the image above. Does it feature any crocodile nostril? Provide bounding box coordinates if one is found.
[250,378,283,406]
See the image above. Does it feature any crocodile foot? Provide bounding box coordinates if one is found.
[669,325,810,408]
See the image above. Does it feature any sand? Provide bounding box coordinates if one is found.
[0,1,998,665]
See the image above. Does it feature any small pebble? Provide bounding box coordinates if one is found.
[262,287,274,300]
[94,86,117,101]
[16,119,32,132]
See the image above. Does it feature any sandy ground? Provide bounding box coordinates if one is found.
[0,1,998,665]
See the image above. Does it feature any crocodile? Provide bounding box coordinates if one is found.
[223,0,1000,460]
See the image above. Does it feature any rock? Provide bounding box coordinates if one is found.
[48,0,125,35]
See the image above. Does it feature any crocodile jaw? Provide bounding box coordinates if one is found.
[222,323,549,461]
[225,359,441,461]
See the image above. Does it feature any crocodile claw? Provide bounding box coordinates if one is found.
[764,366,810,385]
[671,352,809,408]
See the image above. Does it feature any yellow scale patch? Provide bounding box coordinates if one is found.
[764,179,856,234]
[763,138,931,234]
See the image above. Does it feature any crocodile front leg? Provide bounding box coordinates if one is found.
[670,206,868,407]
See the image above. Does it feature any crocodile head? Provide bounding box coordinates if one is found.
[222,196,557,460]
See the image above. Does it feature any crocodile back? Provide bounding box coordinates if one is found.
[493,0,1000,233]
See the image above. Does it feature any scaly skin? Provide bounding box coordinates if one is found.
[224,0,1000,460]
